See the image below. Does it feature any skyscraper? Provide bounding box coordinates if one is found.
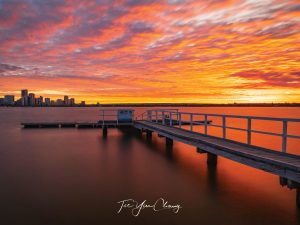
[35,96,43,106]
[45,98,50,106]
[4,95,15,105]
[28,93,35,106]
[69,98,75,106]
[21,89,28,106]
[64,96,69,105]
[21,89,28,98]
[39,96,43,106]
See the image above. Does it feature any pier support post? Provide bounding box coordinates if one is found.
[207,153,217,167]
[103,126,108,138]
[279,177,288,186]
[297,188,300,208]
[166,137,173,148]
[196,147,206,154]
[136,129,142,138]
[146,130,152,141]
[166,137,173,155]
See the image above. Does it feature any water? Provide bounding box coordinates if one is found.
[0,107,299,225]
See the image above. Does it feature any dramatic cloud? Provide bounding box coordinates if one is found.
[0,0,299,103]
[0,63,22,73]
[231,70,300,87]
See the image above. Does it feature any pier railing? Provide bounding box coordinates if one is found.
[143,109,300,153]
[135,109,179,121]
[99,109,119,125]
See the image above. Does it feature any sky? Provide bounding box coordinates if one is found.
[0,0,299,104]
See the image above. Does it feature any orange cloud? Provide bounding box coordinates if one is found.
[0,0,300,103]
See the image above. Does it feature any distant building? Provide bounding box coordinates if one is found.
[45,98,51,106]
[69,98,75,106]
[39,96,43,106]
[0,89,90,107]
[35,96,43,106]
[28,93,35,106]
[64,96,69,105]
[4,95,15,105]
[21,89,28,97]
[21,89,28,106]
[56,99,64,106]
[15,98,23,106]
[20,97,26,106]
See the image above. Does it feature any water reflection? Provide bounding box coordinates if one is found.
[1,107,299,225]
[143,132,176,162]
[207,163,218,194]
[166,146,173,160]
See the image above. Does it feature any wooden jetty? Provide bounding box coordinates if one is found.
[134,109,300,207]
[21,121,133,129]
[134,120,300,183]
[21,108,300,207]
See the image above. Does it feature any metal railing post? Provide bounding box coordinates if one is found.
[204,114,208,135]
[222,115,226,139]
[282,120,287,153]
[156,111,158,123]
[147,111,152,122]
[247,117,251,145]
[170,112,172,126]
[190,113,193,131]
[102,111,104,126]
[179,113,182,128]
[162,111,165,125]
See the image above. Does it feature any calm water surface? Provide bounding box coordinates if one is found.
[0,107,299,225]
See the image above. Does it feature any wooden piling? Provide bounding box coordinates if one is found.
[103,126,108,137]
[196,147,206,154]
[279,177,288,186]
[297,188,300,208]
[207,152,217,166]
[146,130,152,140]
[166,137,173,148]
[136,128,142,138]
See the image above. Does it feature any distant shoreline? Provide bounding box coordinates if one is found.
[1,103,300,107]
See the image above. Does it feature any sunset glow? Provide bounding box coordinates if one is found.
[0,0,300,103]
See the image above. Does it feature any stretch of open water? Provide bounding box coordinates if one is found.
[0,107,299,225]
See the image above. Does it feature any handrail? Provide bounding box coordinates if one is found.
[147,109,300,122]
[145,109,300,153]
[135,108,179,121]
[99,109,134,126]
[135,112,147,120]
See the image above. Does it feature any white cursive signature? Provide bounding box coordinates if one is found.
[116,198,182,217]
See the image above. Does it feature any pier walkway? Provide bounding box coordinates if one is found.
[134,120,300,184]
[21,108,300,207]
[133,109,300,207]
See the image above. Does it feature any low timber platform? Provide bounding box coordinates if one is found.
[21,119,210,129]
[21,121,133,128]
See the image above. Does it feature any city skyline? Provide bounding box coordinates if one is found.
[0,0,300,103]
[0,89,85,106]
